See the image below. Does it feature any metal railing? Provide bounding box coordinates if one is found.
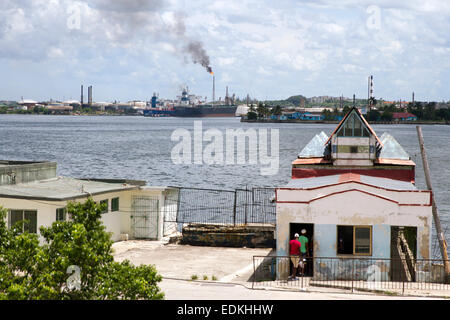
[252,256,450,295]
[166,187,276,226]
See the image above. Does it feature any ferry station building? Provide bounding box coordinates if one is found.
[276,108,433,280]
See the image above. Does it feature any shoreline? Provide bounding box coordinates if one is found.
[1,113,449,124]
[240,118,450,125]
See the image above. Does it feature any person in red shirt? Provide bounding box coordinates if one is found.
[289,233,301,280]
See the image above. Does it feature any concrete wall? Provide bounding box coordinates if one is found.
[0,161,57,185]
[181,224,276,248]
[276,187,432,261]
[277,183,431,205]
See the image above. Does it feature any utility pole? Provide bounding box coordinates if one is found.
[416,126,450,283]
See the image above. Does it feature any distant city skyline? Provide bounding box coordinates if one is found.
[0,1,449,103]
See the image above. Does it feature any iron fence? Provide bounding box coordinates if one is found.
[166,187,276,226]
[252,256,450,295]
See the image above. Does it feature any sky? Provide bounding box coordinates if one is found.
[0,0,449,103]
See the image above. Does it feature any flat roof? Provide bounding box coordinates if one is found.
[284,173,418,191]
[0,176,139,201]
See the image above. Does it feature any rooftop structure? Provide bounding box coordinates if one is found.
[293,107,415,182]
[0,176,139,201]
[275,107,432,282]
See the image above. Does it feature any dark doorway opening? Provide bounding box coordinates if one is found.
[390,226,417,281]
[289,223,314,277]
[337,225,354,255]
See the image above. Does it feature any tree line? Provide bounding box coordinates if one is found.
[366,101,450,122]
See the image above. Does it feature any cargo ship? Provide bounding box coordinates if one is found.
[172,104,237,117]
[143,87,237,118]
[173,86,237,117]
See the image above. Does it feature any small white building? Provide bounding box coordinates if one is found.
[275,107,433,281]
[0,161,179,242]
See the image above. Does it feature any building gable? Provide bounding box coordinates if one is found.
[326,108,382,166]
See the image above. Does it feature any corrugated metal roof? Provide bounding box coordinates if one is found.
[0,177,139,201]
[286,175,340,188]
[359,175,417,190]
[284,174,417,190]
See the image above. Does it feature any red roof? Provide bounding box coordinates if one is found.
[392,112,417,119]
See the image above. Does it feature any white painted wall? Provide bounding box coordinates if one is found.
[276,184,432,259]
[277,183,430,205]
[0,186,181,243]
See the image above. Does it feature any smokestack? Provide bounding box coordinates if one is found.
[368,75,373,111]
[88,85,93,105]
[412,92,415,105]
[212,75,215,106]
[225,86,229,105]
[81,85,84,105]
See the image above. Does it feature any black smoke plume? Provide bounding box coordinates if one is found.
[186,41,213,74]
[86,0,213,74]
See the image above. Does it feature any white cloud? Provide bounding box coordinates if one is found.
[217,57,236,66]
[47,47,64,58]
[0,0,448,101]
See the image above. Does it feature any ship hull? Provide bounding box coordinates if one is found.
[173,105,237,117]
[143,109,174,117]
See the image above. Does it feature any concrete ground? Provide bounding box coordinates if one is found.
[112,239,449,300]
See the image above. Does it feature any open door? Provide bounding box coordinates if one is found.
[289,223,314,277]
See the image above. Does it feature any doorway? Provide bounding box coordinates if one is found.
[390,226,417,281]
[132,196,160,239]
[289,223,314,277]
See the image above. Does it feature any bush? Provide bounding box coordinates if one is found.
[0,199,164,300]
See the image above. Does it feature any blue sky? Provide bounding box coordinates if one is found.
[0,0,449,102]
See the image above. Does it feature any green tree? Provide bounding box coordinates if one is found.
[256,102,269,119]
[423,102,436,120]
[271,105,282,116]
[408,102,424,119]
[321,109,334,121]
[341,105,351,117]
[367,109,381,121]
[0,200,164,300]
[246,104,257,120]
[381,110,393,121]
